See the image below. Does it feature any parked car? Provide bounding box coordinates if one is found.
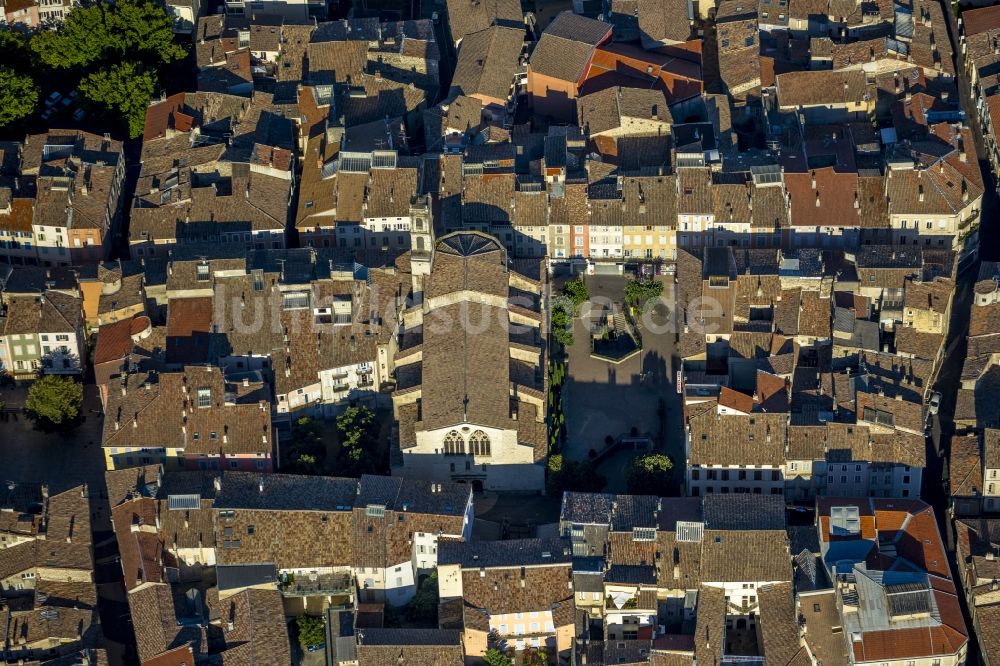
[72,108,86,122]
[60,95,73,107]
[41,108,54,121]
[927,391,942,416]
[44,92,62,107]
[306,644,325,653]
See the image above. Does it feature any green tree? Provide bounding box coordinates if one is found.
[30,1,185,69]
[30,7,112,69]
[106,0,187,63]
[25,375,83,428]
[0,67,37,127]
[625,452,673,495]
[295,615,325,649]
[562,278,589,309]
[523,648,548,666]
[484,649,513,666]
[408,571,439,624]
[336,405,379,475]
[287,416,325,474]
[624,279,664,308]
[551,302,574,348]
[0,30,31,71]
[547,454,606,494]
[78,62,156,138]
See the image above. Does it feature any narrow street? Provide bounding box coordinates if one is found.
[922,4,1000,663]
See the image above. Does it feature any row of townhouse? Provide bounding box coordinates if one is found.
[960,5,1000,179]
[0,131,126,268]
[102,467,969,666]
[1,0,77,27]
[105,466,473,664]
[949,265,1000,543]
[0,481,106,663]
[0,256,152,381]
[951,259,1000,443]
[296,122,983,269]
[557,492,969,666]
[672,243,958,503]
[0,265,86,380]
[94,229,550,492]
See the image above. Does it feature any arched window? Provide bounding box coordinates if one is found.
[469,430,491,457]
[443,431,465,456]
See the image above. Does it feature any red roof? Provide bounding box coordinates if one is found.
[962,4,1000,37]
[584,42,703,104]
[142,93,186,142]
[718,386,753,413]
[94,318,137,366]
[142,645,195,666]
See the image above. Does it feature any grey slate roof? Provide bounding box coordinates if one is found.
[214,473,358,511]
[702,494,785,530]
[605,564,657,584]
[216,563,277,592]
[354,475,470,516]
[356,628,463,646]
[438,537,572,567]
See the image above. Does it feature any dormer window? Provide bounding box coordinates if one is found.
[196,264,210,281]
[197,388,211,408]
[633,527,655,541]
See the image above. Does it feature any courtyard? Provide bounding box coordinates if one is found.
[558,274,686,492]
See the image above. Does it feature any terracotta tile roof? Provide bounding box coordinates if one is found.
[757,582,809,664]
[456,545,573,615]
[962,4,1000,37]
[530,12,611,82]
[676,167,713,214]
[212,588,292,664]
[717,20,761,98]
[307,40,368,85]
[856,173,888,228]
[700,529,792,582]
[2,291,82,336]
[776,69,869,107]
[102,367,272,457]
[712,178,752,225]
[785,167,860,229]
[444,0,522,45]
[637,0,692,45]
[797,290,831,339]
[969,301,1000,337]
[687,411,787,466]
[113,497,165,592]
[450,26,524,102]
[0,198,34,233]
[894,325,943,360]
[352,475,469,568]
[357,629,464,666]
[128,584,205,664]
[787,425,826,460]
[0,540,38,580]
[950,433,982,497]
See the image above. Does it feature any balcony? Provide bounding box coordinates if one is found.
[278,572,353,597]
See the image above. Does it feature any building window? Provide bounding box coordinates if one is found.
[470,430,491,456]
[443,430,465,456]
[197,388,211,408]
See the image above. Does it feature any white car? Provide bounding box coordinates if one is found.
[45,91,62,107]
[927,391,942,415]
